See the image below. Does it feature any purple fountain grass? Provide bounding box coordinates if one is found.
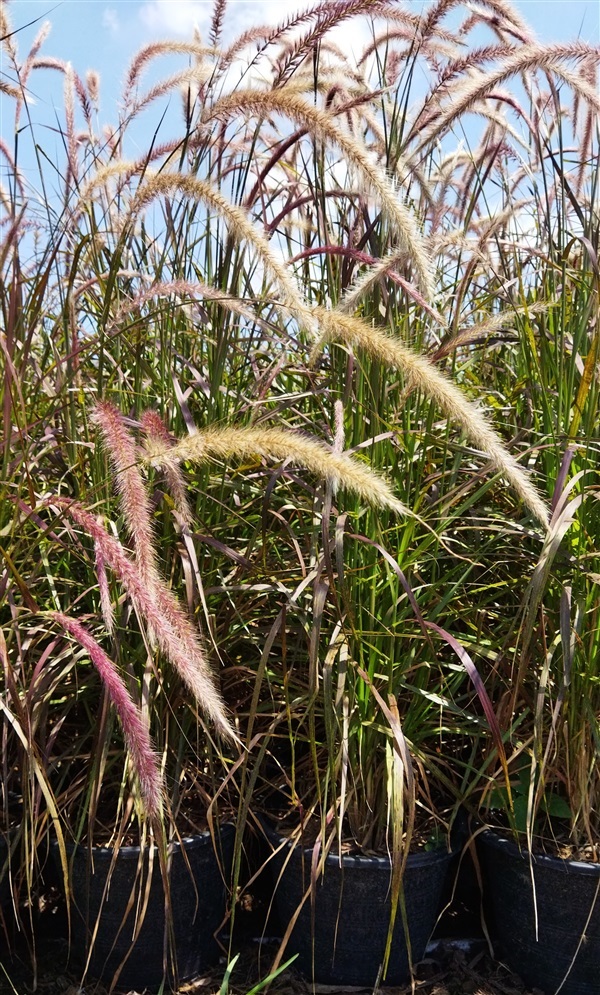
[123,41,217,97]
[311,308,551,529]
[51,612,162,818]
[86,69,100,108]
[209,0,227,48]
[207,88,434,301]
[91,401,158,592]
[94,532,115,635]
[63,63,78,191]
[141,410,193,530]
[414,42,600,153]
[130,66,210,119]
[52,498,236,741]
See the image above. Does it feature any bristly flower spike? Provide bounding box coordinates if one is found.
[141,410,193,531]
[310,309,550,529]
[51,612,163,818]
[91,401,159,591]
[142,424,409,517]
[53,499,237,742]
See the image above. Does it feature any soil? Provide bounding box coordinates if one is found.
[0,935,545,995]
[65,789,233,848]
[269,811,449,857]
[484,814,600,863]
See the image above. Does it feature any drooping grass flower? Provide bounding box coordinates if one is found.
[106,280,272,337]
[53,500,236,741]
[51,612,162,817]
[310,309,550,529]
[91,401,158,591]
[94,532,115,635]
[414,43,600,151]
[141,410,193,530]
[124,41,218,94]
[207,89,435,302]
[78,167,316,335]
[142,424,408,516]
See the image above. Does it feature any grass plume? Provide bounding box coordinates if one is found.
[91,401,158,591]
[78,167,316,334]
[142,424,409,516]
[51,612,163,817]
[52,500,236,741]
[207,89,434,301]
[310,309,550,528]
[414,42,600,150]
[141,410,193,530]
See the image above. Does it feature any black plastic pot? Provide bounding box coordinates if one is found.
[57,824,234,991]
[0,797,23,916]
[479,830,600,995]
[0,834,12,915]
[264,823,454,986]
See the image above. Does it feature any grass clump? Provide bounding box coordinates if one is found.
[0,0,599,988]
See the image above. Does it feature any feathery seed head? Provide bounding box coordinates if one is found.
[86,69,100,106]
[124,41,218,95]
[207,89,435,302]
[112,171,316,335]
[91,401,158,590]
[95,531,115,635]
[52,612,163,818]
[416,43,600,153]
[141,410,193,530]
[141,424,408,516]
[311,309,550,529]
[53,499,236,741]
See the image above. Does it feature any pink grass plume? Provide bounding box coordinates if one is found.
[52,499,237,742]
[51,611,163,818]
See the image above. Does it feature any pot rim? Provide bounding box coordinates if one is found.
[260,817,455,869]
[479,827,600,875]
[51,821,235,859]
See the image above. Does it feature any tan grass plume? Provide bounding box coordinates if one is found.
[338,247,447,326]
[130,67,211,118]
[78,167,316,334]
[142,424,408,516]
[207,89,434,301]
[415,43,600,152]
[124,41,218,95]
[106,279,273,335]
[310,308,550,529]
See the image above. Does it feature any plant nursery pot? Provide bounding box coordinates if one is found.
[0,796,23,914]
[479,830,600,995]
[56,823,234,991]
[0,835,12,912]
[264,822,454,986]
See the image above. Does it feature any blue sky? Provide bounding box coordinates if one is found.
[6,1,599,92]
[2,0,598,186]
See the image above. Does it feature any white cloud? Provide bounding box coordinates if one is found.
[138,1,364,43]
[103,7,120,35]
[139,1,212,38]
[137,0,374,70]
